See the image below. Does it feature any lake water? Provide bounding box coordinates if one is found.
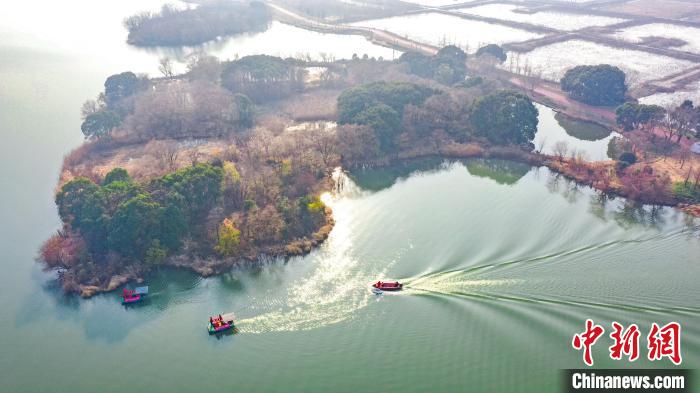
[149,21,400,63]
[534,104,617,161]
[2,2,700,392]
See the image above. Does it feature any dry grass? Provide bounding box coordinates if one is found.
[270,89,341,121]
[59,138,235,187]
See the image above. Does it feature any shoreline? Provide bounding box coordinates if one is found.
[65,141,699,298]
[75,205,335,298]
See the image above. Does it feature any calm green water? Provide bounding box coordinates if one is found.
[2,2,700,393]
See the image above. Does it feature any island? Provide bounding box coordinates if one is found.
[41,22,700,298]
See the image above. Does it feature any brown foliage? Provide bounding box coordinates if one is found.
[336,124,381,165]
[40,231,87,270]
[619,166,673,203]
[124,80,249,140]
[244,205,285,245]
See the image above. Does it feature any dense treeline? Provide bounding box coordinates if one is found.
[615,102,665,132]
[399,45,468,85]
[616,100,700,142]
[54,164,221,269]
[338,81,436,151]
[221,55,305,102]
[337,81,539,157]
[47,148,330,290]
[561,64,627,106]
[124,1,271,46]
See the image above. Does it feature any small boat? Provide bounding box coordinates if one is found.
[372,281,403,292]
[208,312,236,334]
[121,286,148,304]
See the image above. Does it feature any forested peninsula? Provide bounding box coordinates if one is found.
[42,39,700,296]
[124,1,271,46]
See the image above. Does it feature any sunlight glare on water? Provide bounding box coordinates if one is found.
[237,172,388,333]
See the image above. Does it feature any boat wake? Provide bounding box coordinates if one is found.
[236,175,391,334]
[234,170,700,333]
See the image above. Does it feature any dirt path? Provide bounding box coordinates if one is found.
[478,66,618,126]
[266,2,438,55]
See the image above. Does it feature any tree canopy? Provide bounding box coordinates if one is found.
[399,45,467,84]
[104,71,149,107]
[337,81,435,151]
[221,55,305,102]
[56,164,223,263]
[615,102,665,131]
[470,90,539,146]
[80,71,149,139]
[475,44,507,63]
[561,65,627,106]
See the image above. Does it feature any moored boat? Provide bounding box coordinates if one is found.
[372,281,403,291]
[208,312,236,334]
[121,286,148,304]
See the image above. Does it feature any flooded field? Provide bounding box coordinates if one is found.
[639,80,700,107]
[458,4,625,31]
[400,0,467,6]
[352,13,543,52]
[503,40,695,86]
[611,23,700,54]
[150,21,399,63]
[603,0,700,19]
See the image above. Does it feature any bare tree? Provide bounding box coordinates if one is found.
[80,99,100,119]
[536,137,547,154]
[159,57,175,79]
[147,139,180,171]
[187,147,201,166]
[553,140,569,162]
[310,128,338,167]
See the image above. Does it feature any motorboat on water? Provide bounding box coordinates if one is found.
[372,281,403,292]
[121,286,148,304]
[208,312,236,334]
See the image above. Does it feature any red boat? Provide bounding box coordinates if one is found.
[121,286,148,304]
[372,281,403,291]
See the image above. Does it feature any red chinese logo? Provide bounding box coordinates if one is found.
[572,319,605,366]
[647,322,682,365]
[572,320,682,366]
[609,322,640,362]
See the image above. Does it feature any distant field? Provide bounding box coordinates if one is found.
[352,12,543,51]
[399,0,470,6]
[639,80,700,107]
[459,4,625,31]
[603,0,700,19]
[611,23,700,54]
[502,40,695,86]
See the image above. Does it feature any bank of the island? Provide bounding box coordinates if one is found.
[40,42,700,297]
